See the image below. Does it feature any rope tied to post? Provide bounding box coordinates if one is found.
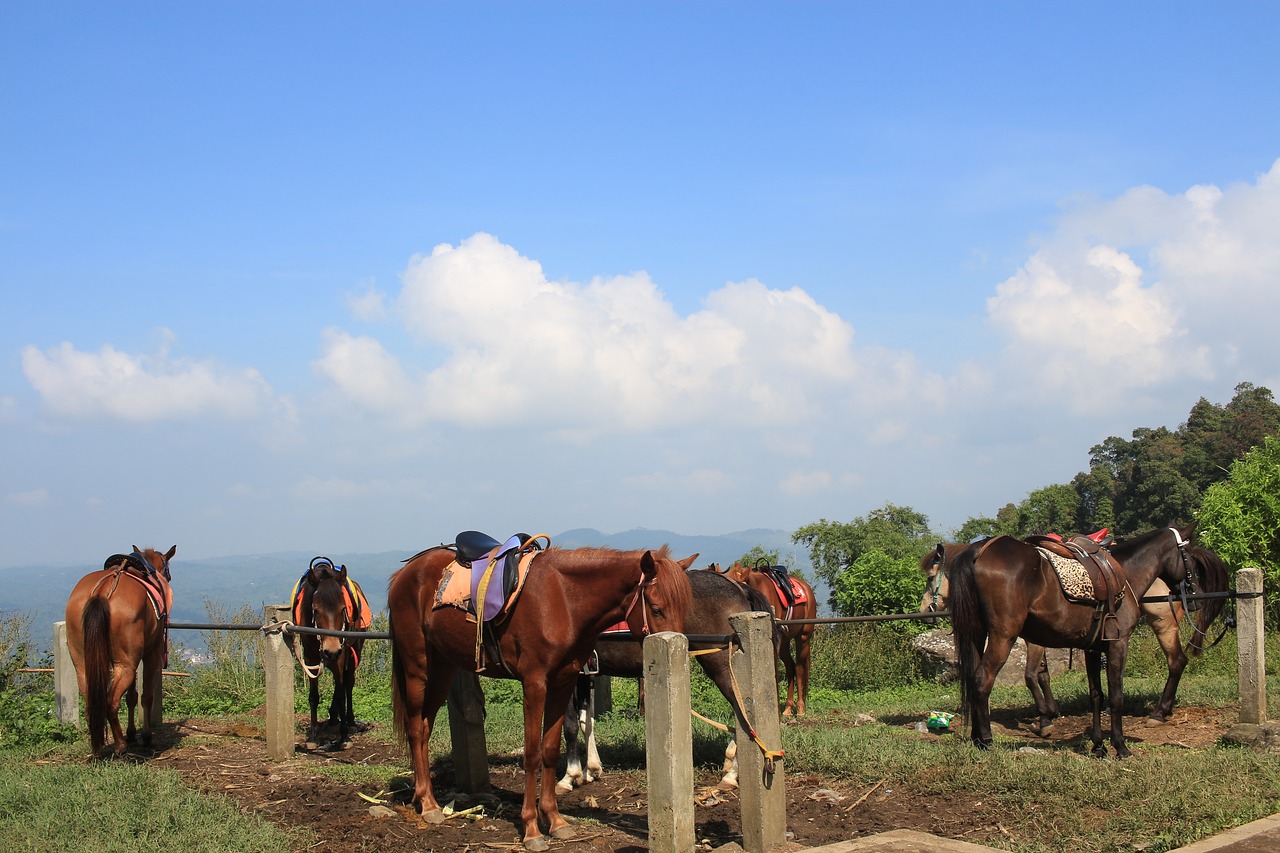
[723,633,786,773]
[261,617,324,679]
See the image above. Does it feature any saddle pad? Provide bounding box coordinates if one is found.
[290,576,372,630]
[1037,547,1094,599]
[763,572,809,611]
[433,549,539,623]
[105,555,173,617]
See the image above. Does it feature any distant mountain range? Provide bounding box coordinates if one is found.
[0,528,819,652]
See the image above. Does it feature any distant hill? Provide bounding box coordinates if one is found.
[1,528,818,653]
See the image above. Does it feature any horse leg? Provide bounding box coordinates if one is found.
[306,672,321,744]
[538,675,578,845]
[779,639,799,718]
[1105,639,1132,758]
[970,634,1016,749]
[1146,605,1187,723]
[139,647,160,747]
[720,739,739,789]
[1084,650,1108,757]
[1023,644,1058,735]
[517,678,563,850]
[793,629,813,717]
[124,679,139,744]
[556,677,588,794]
[106,661,133,756]
[583,680,601,781]
[412,659,456,822]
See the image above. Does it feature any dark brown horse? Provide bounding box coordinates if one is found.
[388,541,693,851]
[291,556,371,748]
[64,546,175,758]
[951,524,1212,757]
[716,560,817,717]
[557,567,780,792]
[921,540,1228,734]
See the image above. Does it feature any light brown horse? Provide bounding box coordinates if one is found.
[65,546,175,758]
[950,525,1221,757]
[388,541,693,851]
[920,539,1228,734]
[716,560,817,717]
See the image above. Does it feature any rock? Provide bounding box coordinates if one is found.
[912,629,1078,687]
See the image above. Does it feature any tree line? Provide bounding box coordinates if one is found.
[790,382,1280,622]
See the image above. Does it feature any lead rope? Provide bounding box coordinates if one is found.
[723,635,785,772]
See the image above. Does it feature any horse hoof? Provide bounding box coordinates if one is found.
[554,782,573,795]
[1144,714,1167,726]
[552,824,576,840]
[421,809,447,825]
[1038,724,1054,738]
[1091,746,1108,759]
[523,835,550,852]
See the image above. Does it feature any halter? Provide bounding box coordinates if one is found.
[925,544,947,612]
[303,557,357,671]
[620,571,658,637]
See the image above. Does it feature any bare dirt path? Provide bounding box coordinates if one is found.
[132,704,1234,853]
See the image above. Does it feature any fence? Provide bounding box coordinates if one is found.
[48,568,1269,853]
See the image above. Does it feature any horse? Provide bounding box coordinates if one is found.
[388,539,694,851]
[920,539,1228,735]
[291,556,371,749]
[713,560,817,717]
[556,567,780,793]
[64,546,175,758]
[950,524,1216,758]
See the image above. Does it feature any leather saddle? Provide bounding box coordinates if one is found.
[1025,533,1126,642]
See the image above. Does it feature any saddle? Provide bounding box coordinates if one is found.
[433,531,550,671]
[1025,532,1126,642]
[754,564,808,616]
[103,552,173,619]
[289,559,373,632]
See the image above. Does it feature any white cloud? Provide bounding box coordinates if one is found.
[22,334,275,422]
[779,470,833,496]
[316,232,870,432]
[984,159,1280,409]
[6,488,50,507]
[346,280,388,322]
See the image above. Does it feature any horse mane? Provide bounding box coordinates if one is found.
[1185,545,1230,655]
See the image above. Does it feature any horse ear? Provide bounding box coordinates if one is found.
[165,545,177,560]
[640,550,658,580]
[677,552,699,570]
[336,564,348,582]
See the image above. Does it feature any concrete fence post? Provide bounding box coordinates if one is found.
[260,604,296,760]
[52,621,80,727]
[644,631,695,853]
[447,671,491,793]
[1236,568,1267,725]
[729,611,787,853]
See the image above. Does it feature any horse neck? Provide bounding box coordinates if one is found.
[1112,535,1178,593]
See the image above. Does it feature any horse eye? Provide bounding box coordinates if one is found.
[651,606,665,618]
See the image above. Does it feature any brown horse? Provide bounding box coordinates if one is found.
[920,540,1228,734]
[715,560,817,717]
[950,524,1214,757]
[64,546,175,758]
[388,540,693,851]
[291,556,371,749]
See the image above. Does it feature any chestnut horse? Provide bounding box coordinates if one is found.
[64,546,175,758]
[715,560,816,717]
[388,541,693,851]
[291,556,370,748]
[920,539,1228,734]
[951,524,1212,757]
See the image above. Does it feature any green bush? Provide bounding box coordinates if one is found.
[0,610,77,748]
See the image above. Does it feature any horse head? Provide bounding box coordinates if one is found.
[918,542,949,619]
[133,544,176,581]
[626,549,695,636]
[305,557,353,663]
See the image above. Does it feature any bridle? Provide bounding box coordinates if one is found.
[924,544,947,613]
[620,571,662,637]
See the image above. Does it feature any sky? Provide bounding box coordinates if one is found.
[3,3,1280,569]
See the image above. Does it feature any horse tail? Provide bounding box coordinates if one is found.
[81,595,113,746]
[948,542,987,719]
[1187,546,1230,656]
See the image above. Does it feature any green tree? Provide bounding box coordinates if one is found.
[1017,483,1081,536]
[1198,434,1280,621]
[793,503,931,613]
[830,550,924,624]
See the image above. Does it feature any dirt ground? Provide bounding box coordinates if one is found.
[132,704,1235,853]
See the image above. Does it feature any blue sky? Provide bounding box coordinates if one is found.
[4,3,1280,568]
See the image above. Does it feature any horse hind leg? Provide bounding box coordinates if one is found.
[1023,645,1059,736]
[779,641,799,718]
[556,678,590,794]
[1146,606,1187,723]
